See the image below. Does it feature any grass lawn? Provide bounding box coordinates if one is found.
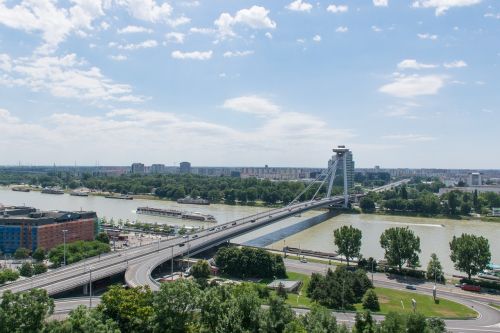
[354,287,477,319]
[273,272,477,319]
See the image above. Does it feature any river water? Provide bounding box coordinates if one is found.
[1,188,498,275]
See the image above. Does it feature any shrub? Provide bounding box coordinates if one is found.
[362,289,380,311]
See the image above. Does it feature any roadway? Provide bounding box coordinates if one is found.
[0,196,345,296]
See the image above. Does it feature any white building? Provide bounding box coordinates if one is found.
[468,172,482,186]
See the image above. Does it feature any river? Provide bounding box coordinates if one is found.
[1,188,498,275]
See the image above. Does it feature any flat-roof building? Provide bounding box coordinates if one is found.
[0,206,97,254]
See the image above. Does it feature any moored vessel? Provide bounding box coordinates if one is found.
[177,196,210,205]
[136,206,216,222]
[41,187,64,194]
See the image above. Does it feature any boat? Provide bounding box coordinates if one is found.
[105,194,133,200]
[70,191,89,197]
[177,196,210,205]
[41,187,64,195]
[11,187,30,192]
[136,206,216,222]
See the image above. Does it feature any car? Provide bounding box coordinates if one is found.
[300,257,307,263]
[405,284,417,290]
[232,222,236,226]
[192,234,198,238]
[209,228,215,231]
[222,225,227,229]
[182,235,188,239]
[250,219,256,223]
[178,243,185,247]
[461,284,481,292]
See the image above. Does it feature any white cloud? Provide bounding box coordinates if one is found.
[116,40,158,50]
[417,33,438,40]
[383,102,420,118]
[0,0,106,53]
[223,50,254,58]
[100,21,110,30]
[397,59,438,70]
[484,12,500,19]
[412,0,481,16]
[117,25,153,34]
[327,4,348,13]
[296,38,306,44]
[371,25,382,32]
[223,96,280,117]
[0,53,144,103]
[0,105,354,166]
[116,0,172,22]
[379,74,445,98]
[167,16,191,28]
[382,134,436,142]
[373,0,389,7]
[171,50,213,60]
[189,27,215,35]
[109,54,127,61]
[286,0,313,12]
[336,26,348,33]
[214,6,276,38]
[265,32,273,39]
[165,32,185,44]
[444,60,467,68]
[312,35,321,42]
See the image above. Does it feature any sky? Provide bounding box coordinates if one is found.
[0,0,498,169]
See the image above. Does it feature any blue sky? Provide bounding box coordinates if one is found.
[0,0,498,168]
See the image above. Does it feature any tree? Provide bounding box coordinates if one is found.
[380,227,421,271]
[95,232,110,244]
[190,260,210,280]
[276,282,288,299]
[400,185,408,200]
[354,311,376,333]
[152,279,200,333]
[99,286,154,333]
[301,304,337,333]
[32,247,46,262]
[473,190,481,213]
[426,317,447,333]
[450,234,491,280]
[0,269,19,285]
[360,197,376,213]
[0,289,54,333]
[18,262,33,277]
[13,247,30,260]
[426,253,444,283]
[447,191,459,215]
[33,263,48,275]
[44,305,120,333]
[284,319,307,333]
[379,312,406,333]
[333,226,362,266]
[362,289,380,311]
[260,296,295,333]
[406,312,427,333]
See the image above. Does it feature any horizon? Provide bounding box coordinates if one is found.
[0,1,498,168]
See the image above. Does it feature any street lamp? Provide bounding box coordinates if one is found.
[62,229,68,266]
[88,266,93,308]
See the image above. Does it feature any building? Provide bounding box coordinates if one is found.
[179,162,191,174]
[150,164,166,174]
[0,206,97,254]
[492,208,500,217]
[131,163,145,174]
[438,186,500,195]
[468,172,483,186]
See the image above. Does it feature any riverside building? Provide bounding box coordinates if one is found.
[0,206,97,254]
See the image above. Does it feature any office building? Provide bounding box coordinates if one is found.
[150,164,166,174]
[0,206,97,254]
[131,163,145,174]
[179,162,191,174]
[467,172,482,186]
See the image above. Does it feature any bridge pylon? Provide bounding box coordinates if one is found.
[326,145,351,207]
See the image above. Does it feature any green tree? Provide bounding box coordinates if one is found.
[32,247,46,262]
[18,262,33,277]
[276,282,288,299]
[99,285,154,333]
[362,289,380,311]
[472,190,481,213]
[44,305,120,333]
[13,247,30,260]
[95,232,110,244]
[380,227,421,271]
[447,191,459,215]
[426,317,447,333]
[284,319,307,333]
[301,304,337,333]
[152,279,200,333]
[354,311,376,333]
[379,312,406,333]
[450,234,491,280]
[406,312,427,333]
[33,262,48,275]
[0,268,20,285]
[360,197,376,213]
[0,289,54,333]
[191,260,211,280]
[426,253,444,283]
[333,226,362,266]
[260,296,295,333]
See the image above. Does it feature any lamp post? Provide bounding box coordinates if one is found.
[171,246,174,281]
[89,266,93,308]
[62,229,68,266]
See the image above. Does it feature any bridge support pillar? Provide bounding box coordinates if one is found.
[328,146,351,208]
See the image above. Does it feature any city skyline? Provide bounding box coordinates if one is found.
[0,0,499,168]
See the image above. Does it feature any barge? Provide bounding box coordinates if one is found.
[177,196,210,205]
[136,206,216,222]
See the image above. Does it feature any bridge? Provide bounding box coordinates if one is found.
[0,147,405,296]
